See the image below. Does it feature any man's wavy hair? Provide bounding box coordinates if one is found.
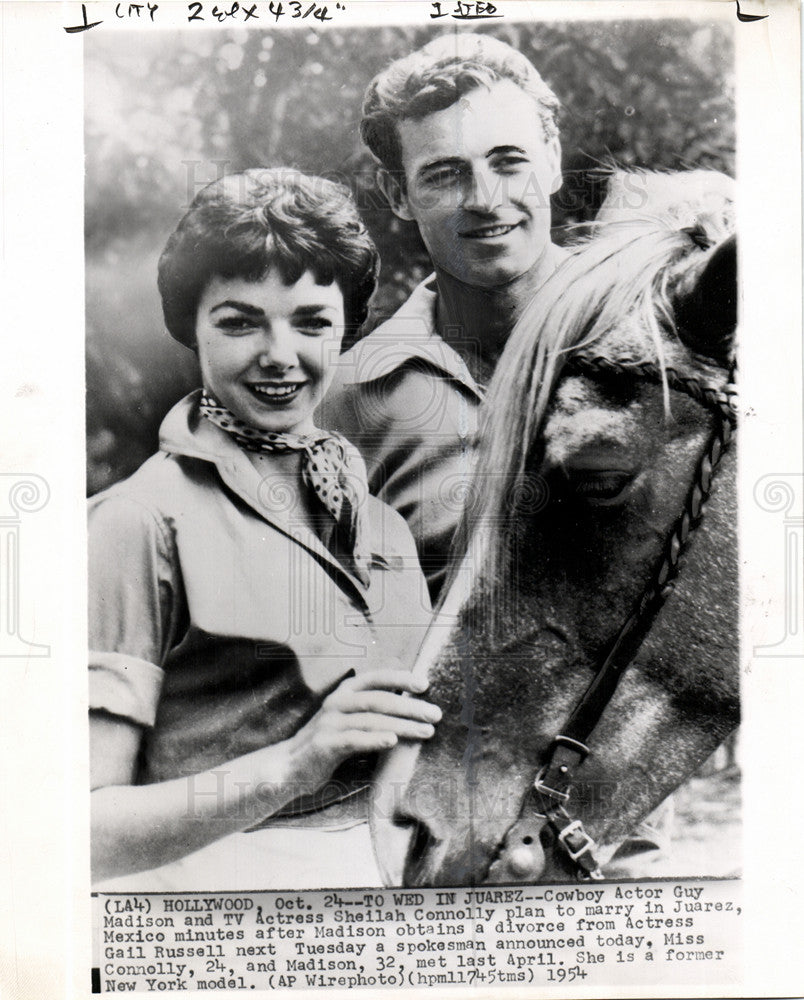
[158,168,380,349]
[361,33,561,180]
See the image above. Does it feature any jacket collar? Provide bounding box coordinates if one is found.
[159,392,379,604]
[338,275,484,399]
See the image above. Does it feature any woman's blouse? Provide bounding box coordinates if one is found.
[88,392,432,828]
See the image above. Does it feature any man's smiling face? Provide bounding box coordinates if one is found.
[389,80,562,289]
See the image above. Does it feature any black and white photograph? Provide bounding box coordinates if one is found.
[0,1,802,997]
[85,13,740,893]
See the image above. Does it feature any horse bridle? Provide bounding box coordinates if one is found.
[486,353,738,883]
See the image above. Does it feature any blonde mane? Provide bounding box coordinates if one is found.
[455,207,729,600]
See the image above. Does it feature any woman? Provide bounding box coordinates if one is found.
[89,169,438,890]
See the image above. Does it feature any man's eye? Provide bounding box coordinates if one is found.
[494,155,528,171]
[425,165,464,185]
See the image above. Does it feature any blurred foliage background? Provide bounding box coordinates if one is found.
[86,19,734,494]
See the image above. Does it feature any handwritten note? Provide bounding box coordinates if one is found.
[63,0,348,31]
[430,1,502,20]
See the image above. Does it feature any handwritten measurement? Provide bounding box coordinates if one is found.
[187,1,342,21]
[63,0,347,31]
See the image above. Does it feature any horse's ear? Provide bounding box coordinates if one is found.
[673,234,737,366]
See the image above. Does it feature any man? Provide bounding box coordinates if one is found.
[320,31,678,877]
[320,32,566,601]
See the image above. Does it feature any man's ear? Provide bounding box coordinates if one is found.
[377,168,415,222]
[547,136,563,196]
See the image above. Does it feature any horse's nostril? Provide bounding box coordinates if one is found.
[522,835,534,845]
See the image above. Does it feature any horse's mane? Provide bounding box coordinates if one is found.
[454,198,732,600]
[595,167,735,235]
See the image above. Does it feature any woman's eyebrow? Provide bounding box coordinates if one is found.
[209,300,264,316]
[293,304,335,316]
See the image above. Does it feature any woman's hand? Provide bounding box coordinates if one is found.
[288,668,441,793]
[90,669,441,882]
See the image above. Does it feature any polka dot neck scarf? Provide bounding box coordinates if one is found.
[199,391,371,589]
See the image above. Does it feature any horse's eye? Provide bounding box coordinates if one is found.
[564,470,636,505]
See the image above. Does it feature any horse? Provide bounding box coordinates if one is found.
[370,171,739,886]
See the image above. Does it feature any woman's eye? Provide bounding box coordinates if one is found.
[215,316,257,334]
[296,317,332,334]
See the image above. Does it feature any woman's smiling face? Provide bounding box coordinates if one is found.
[195,268,346,436]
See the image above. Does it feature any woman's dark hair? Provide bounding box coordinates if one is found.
[158,168,379,348]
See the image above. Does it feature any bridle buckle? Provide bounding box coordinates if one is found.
[557,818,597,862]
[532,770,570,812]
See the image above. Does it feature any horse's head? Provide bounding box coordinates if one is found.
[371,173,739,886]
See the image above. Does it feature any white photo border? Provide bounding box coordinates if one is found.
[0,1,801,997]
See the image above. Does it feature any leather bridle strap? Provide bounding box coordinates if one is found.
[489,357,737,883]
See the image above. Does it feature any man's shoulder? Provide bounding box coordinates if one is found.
[321,278,482,436]
[333,276,440,384]
[324,356,477,445]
